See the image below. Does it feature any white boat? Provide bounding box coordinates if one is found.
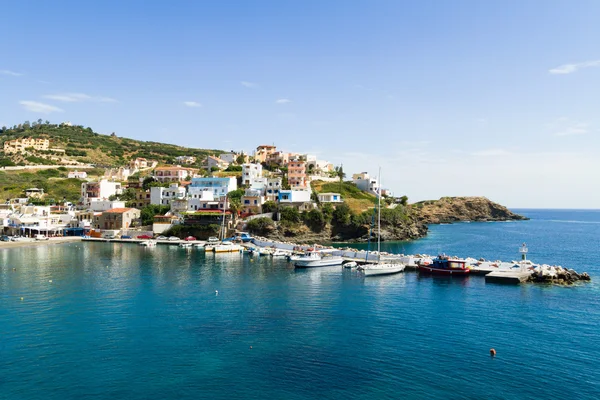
[360,168,406,277]
[271,249,291,257]
[258,247,273,256]
[343,261,358,268]
[179,242,192,248]
[294,251,344,268]
[139,240,157,247]
[213,242,242,253]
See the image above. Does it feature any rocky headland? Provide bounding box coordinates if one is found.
[412,196,528,224]
[253,196,526,244]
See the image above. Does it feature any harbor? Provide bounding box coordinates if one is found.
[75,236,592,285]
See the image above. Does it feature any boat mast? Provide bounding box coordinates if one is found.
[377,167,381,261]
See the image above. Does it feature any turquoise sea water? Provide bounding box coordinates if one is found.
[1,209,599,399]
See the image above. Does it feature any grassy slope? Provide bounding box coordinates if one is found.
[311,180,376,214]
[0,168,101,202]
[0,123,223,167]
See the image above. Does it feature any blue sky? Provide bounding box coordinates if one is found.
[2,0,600,208]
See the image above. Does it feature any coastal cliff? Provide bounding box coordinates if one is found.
[412,196,528,224]
[250,196,525,244]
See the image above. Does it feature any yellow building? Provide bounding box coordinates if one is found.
[3,138,50,154]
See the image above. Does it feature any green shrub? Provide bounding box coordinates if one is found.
[246,217,275,234]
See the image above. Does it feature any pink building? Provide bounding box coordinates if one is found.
[153,166,197,182]
[287,161,307,188]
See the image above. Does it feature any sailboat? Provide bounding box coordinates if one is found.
[360,168,406,276]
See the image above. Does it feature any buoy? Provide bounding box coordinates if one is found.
[215,290,219,295]
[250,346,253,349]
[490,348,496,357]
[20,297,23,301]
[49,280,52,283]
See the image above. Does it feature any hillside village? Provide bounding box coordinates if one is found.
[1,123,405,241]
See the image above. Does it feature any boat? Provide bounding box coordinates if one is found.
[360,168,406,277]
[343,261,357,268]
[213,242,242,253]
[179,242,193,248]
[194,242,206,250]
[294,250,344,268]
[418,255,470,275]
[271,249,290,257]
[258,247,273,256]
[139,240,157,247]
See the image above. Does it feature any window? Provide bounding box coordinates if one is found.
[244,200,250,204]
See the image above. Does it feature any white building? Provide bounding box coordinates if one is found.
[242,163,262,187]
[317,193,343,203]
[206,156,229,170]
[278,189,311,203]
[68,170,88,179]
[88,200,126,212]
[150,183,187,206]
[189,177,237,199]
[264,177,282,201]
[352,172,379,195]
[187,187,216,211]
[81,180,123,208]
[219,152,236,164]
[175,156,196,165]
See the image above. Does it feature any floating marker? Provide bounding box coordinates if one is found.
[20,297,23,301]
[49,280,52,283]
[215,290,219,295]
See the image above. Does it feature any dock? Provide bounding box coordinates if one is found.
[485,270,532,284]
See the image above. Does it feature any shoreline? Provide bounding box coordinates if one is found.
[0,236,82,250]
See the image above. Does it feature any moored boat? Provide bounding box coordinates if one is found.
[179,242,192,248]
[343,261,357,268]
[213,242,242,253]
[294,251,344,268]
[139,240,157,247]
[418,255,470,275]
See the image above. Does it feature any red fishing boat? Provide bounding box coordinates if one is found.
[418,255,471,275]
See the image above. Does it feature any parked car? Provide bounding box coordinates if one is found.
[1,235,10,242]
[35,234,49,241]
[207,236,219,244]
[156,235,168,240]
[184,236,197,241]
[103,234,116,239]
[168,236,180,241]
[11,236,22,242]
[137,234,153,239]
[121,235,132,239]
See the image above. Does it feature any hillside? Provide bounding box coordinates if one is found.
[0,167,103,202]
[412,196,528,224]
[0,121,222,167]
[311,180,376,213]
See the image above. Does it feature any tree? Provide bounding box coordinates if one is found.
[304,209,325,232]
[228,198,242,217]
[142,176,156,190]
[140,204,171,226]
[210,166,219,172]
[262,200,277,213]
[246,217,275,234]
[332,203,352,225]
[321,203,334,223]
[280,206,301,224]
[334,164,345,192]
[399,195,408,206]
[227,188,245,203]
[236,152,246,165]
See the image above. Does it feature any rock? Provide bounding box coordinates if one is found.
[412,197,528,224]
[581,272,591,281]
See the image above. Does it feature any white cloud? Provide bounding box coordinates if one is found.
[19,101,64,114]
[0,69,23,76]
[471,149,511,156]
[555,122,589,137]
[43,93,117,103]
[549,60,600,74]
[275,98,291,104]
[241,81,259,88]
[183,101,202,108]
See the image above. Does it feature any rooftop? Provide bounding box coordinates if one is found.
[104,208,136,214]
